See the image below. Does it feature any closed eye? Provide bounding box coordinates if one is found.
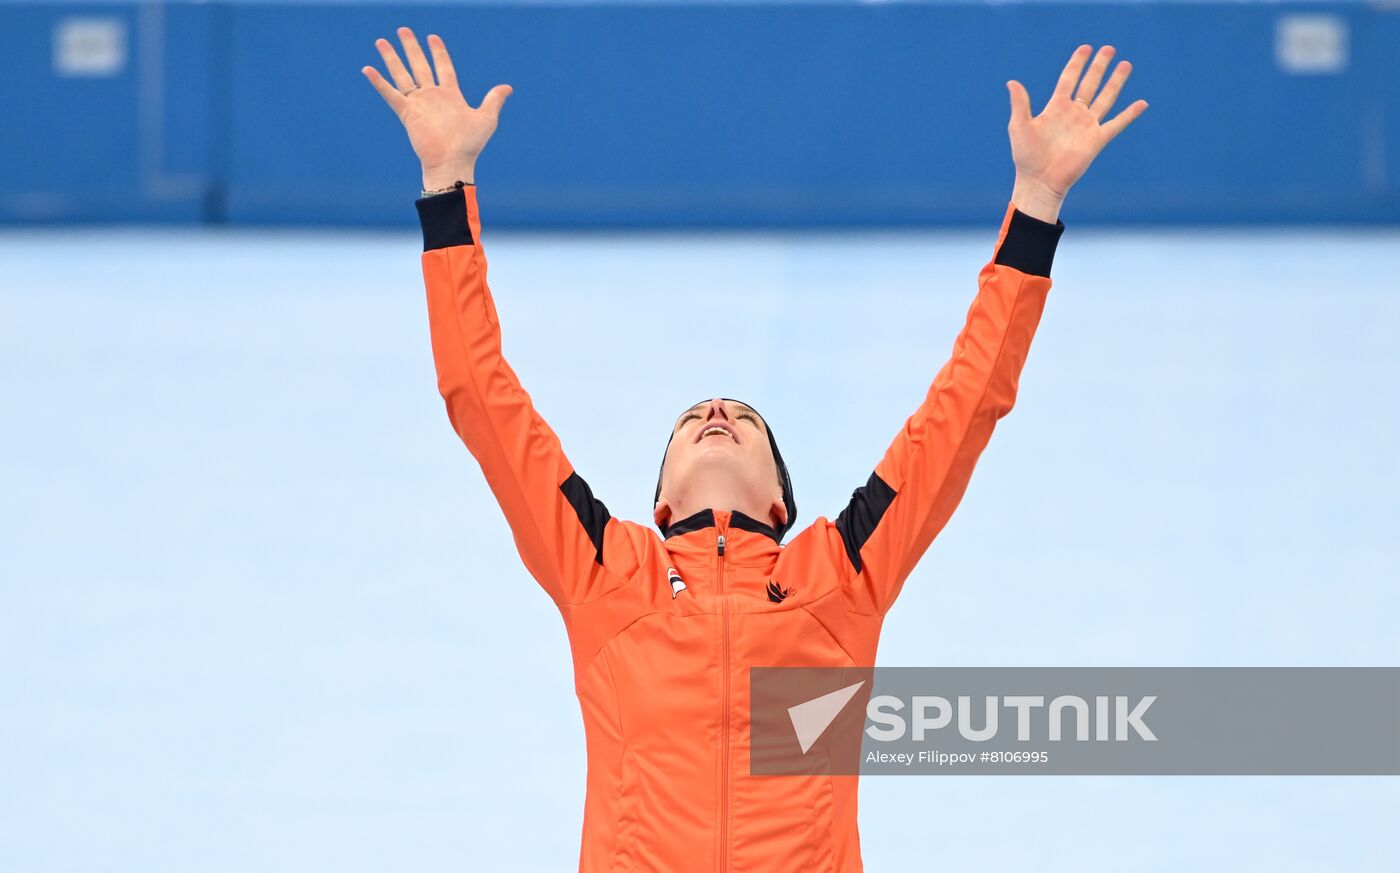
[674,410,762,432]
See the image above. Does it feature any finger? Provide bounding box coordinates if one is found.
[361,66,405,113]
[427,33,458,92]
[479,84,514,118]
[1073,45,1115,105]
[1052,44,1093,101]
[1103,99,1148,141]
[374,37,415,92]
[397,26,436,88]
[1090,60,1133,120]
[1006,79,1032,123]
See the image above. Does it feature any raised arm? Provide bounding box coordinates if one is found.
[834,45,1148,615]
[363,28,639,606]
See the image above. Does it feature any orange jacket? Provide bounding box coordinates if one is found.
[415,185,1062,872]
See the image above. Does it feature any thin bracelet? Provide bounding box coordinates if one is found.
[420,179,475,198]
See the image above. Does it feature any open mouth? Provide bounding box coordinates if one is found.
[699,425,737,443]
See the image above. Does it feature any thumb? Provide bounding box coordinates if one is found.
[1006,79,1031,123]
[480,84,513,118]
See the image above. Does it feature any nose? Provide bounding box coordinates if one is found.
[705,397,730,421]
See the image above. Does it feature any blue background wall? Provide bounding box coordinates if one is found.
[4,0,1398,227]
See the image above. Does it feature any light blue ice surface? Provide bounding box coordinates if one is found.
[2,213,1397,871]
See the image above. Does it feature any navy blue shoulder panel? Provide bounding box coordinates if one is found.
[560,471,613,565]
[833,470,897,573]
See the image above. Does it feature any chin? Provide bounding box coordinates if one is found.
[690,451,742,471]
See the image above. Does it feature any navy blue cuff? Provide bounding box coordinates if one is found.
[994,209,1065,278]
[414,184,475,252]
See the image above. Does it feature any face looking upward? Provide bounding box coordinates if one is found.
[653,397,789,531]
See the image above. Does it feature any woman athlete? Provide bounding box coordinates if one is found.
[363,29,1146,873]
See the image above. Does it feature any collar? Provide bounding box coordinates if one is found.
[660,508,785,575]
[661,507,782,544]
[659,508,785,565]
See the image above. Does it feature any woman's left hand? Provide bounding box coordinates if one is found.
[1007,44,1148,208]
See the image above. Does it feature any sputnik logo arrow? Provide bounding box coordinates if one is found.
[787,680,866,754]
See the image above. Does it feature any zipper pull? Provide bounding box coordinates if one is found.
[717,534,726,556]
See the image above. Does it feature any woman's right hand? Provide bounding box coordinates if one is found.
[361,26,512,189]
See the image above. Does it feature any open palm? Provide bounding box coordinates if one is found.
[1007,44,1148,197]
[361,27,512,179]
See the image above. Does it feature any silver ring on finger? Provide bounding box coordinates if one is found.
[401,84,421,96]
[1074,96,1091,107]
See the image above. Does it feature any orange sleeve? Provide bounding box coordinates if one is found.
[416,185,637,606]
[834,202,1063,615]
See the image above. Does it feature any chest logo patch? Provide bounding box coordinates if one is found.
[667,567,686,598]
[766,580,795,604]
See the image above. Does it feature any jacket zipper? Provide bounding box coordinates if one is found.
[716,524,729,872]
